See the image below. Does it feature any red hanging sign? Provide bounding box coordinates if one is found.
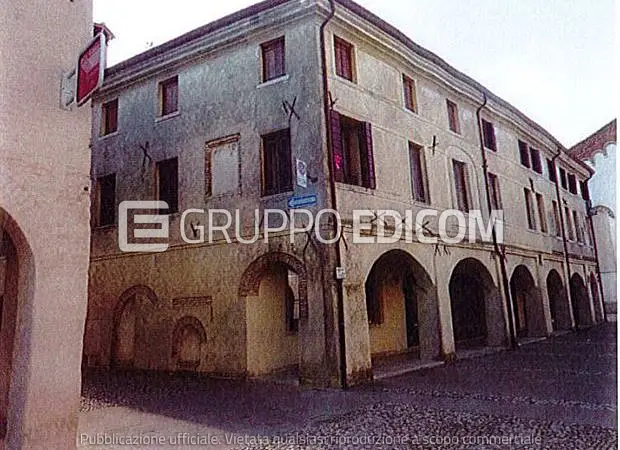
[76,33,106,106]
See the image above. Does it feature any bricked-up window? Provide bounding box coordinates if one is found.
[481,119,497,151]
[334,36,355,82]
[97,174,116,226]
[262,129,292,196]
[530,148,543,174]
[580,180,590,201]
[573,210,583,243]
[403,75,417,113]
[536,193,547,233]
[524,188,536,230]
[559,167,568,189]
[565,206,575,240]
[159,76,178,117]
[261,37,285,82]
[409,142,428,203]
[330,111,376,189]
[157,158,179,213]
[488,172,502,210]
[101,99,118,136]
[547,158,557,183]
[452,160,470,212]
[518,140,530,167]
[568,173,578,194]
[447,99,460,134]
[552,200,561,236]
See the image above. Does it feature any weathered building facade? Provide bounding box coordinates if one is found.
[84,0,605,388]
[0,0,93,447]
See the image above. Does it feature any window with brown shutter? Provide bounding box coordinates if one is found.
[403,75,417,112]
[568,173,577,194]
[331,113,376,189]
[101,99,118,136]
[559,167,568,189]
[536,193,547,233]
[262,129,292,196]
[409,142,428,203]
[524,188,536,230]
[547,158,557,183]
[452,160,470,212]
[580,180,590,201]
[446,99,460,134]
[519,140,530,168]
[530,148,542,174]
[97,173,116,226]
[159,76,178,117]
[157,158,179,213]
[487,172,502,210]
[261,37,285,82]
[552,200,561,236]
[334,36,354,82]
[565,206,575,240]
[481,119,497,151]
[573,210,583,242]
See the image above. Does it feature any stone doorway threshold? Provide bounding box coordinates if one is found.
[251,365,300,386]
[372,352,444,381]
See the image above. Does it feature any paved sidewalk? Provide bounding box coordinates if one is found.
[78,323,617,449]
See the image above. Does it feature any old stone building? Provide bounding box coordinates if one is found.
[0,0,93,447]
[84,0,605,388]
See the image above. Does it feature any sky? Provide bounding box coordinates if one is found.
[93,0,616,148]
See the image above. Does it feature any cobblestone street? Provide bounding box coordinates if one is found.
[79,324,617,449]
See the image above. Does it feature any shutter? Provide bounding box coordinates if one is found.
[362,122,376,189]
[330,110,345,183]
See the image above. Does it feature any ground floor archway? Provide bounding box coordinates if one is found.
[589,273,604,323]
[509,265,546,338]
[546,269,572,331]
[570,274,593,328]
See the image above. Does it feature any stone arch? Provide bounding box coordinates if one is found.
[172,316,207,371]
[570,273,593,328]
[449,257,505,349]
[110,285,158,369]
[0,209,35,442]
[509,265,546,338]
[364,249,438,361]
[546,269,571,331]
[589,272,604,323]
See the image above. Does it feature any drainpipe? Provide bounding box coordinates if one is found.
[584,173,607,323]
[475,93,518,350]
[319,0,348,388]
[552,149,576,329]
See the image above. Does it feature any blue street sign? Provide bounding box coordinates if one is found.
[287,194,318,209]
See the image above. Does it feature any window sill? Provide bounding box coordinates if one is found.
[260,191,294,201]
[257,74,289,89]
[155,111,180,123]
[334,74,357,86]
[99,131,119,141]
[335,182,375,195]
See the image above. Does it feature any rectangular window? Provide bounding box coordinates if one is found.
[330,111,376,189]
[488,172,502,210]
[536,193,547,233]
[403,75,417,113]
[481,119,497,151]
[334,36,354,82]
[101,99,118,136]
[573,210,583,242]
[447,99,460,134]
[565,206,575,240]
[518,140,530,168]
[580,180,590,201]
[524,188,536,230]
[262,129,292,196]
[453,160,470,212]
[159,76,179,117]
[261,37,285,82]
[547,158,557,183]
[552,200,561,236]
[409,142,428,204]
[568,173,578,194]
[530,148,543,174]
[157,158,179,213]
[97,174,116,227]
[559,167,567,189]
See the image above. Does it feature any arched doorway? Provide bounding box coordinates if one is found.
[449,258,504,349]
[172,316,207,371]
[546,270,571,331]
[570,274,593,328]
[509,265,546,338]
[240,253,306,377]
[0,211,35,442]
[110,285,158,369]
[364,250,436,360]
[589,273,604,323]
